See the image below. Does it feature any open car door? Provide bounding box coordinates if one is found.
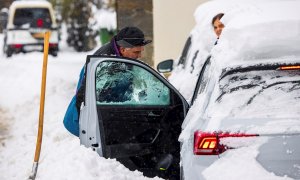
[79,56,189,179]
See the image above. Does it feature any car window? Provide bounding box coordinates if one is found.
[178,36,192,67]
[95,61,170,105]
[214,67,300,118]
[191,58,211,104]
[13,8,52,27]
[190,50,199,73]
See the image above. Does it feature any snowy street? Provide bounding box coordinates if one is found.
[0,31,160,179]
[1,0,300,179]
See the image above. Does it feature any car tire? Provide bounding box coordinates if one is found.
[6,48,13,58]
[3,40,12,58]
[50,51,58,57]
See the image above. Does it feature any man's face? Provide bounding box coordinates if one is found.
[213,18,225,38]
[120,46,144,59]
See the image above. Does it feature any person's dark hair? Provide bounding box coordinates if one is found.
[212,13,224,26]
[116,26,152,48]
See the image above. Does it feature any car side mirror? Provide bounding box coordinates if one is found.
[157,59,174,73]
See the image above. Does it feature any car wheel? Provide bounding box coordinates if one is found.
[6,48,13,58]
[50,51,58,57]
[3,43,6,54]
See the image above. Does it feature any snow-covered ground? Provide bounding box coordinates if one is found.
[0,25,160,179]
[1,0,300,179]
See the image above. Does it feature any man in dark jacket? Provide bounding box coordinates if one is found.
[63,26,152,136]
[94,26,151,58]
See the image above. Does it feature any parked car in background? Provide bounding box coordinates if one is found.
[78,1,300,180]
[3,1,59,57]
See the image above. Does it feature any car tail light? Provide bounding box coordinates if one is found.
[37,18,43,27]
[194,131,258,155]
[12,44,23,49]
[49,43,58,47]
[279,65,300,70]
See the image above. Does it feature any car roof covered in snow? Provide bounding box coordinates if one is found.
[9,0,53,10]
[7,0,56,27]
[208,0,300,72]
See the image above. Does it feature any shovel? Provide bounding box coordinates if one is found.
[28,31,50,180]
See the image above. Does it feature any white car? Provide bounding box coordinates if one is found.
[3,1,59,57]
[79,1,300,180]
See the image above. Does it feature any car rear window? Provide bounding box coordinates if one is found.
[13,8,52,27]
[215,68,300,118]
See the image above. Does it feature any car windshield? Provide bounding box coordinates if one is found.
[13,8,52,27]
[212,67,300,119]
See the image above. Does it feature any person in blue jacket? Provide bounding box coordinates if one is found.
[63,26,152,136]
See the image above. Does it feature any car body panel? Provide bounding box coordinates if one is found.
[180,57,300,179]
[257,135,300,179]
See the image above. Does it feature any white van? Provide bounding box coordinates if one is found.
[3,1,59,57]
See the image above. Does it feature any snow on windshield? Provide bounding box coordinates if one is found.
[206,67,300,132]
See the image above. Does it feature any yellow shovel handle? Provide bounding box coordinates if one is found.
[34,31,50,162]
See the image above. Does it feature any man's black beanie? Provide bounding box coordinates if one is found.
[116,27,152,47]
